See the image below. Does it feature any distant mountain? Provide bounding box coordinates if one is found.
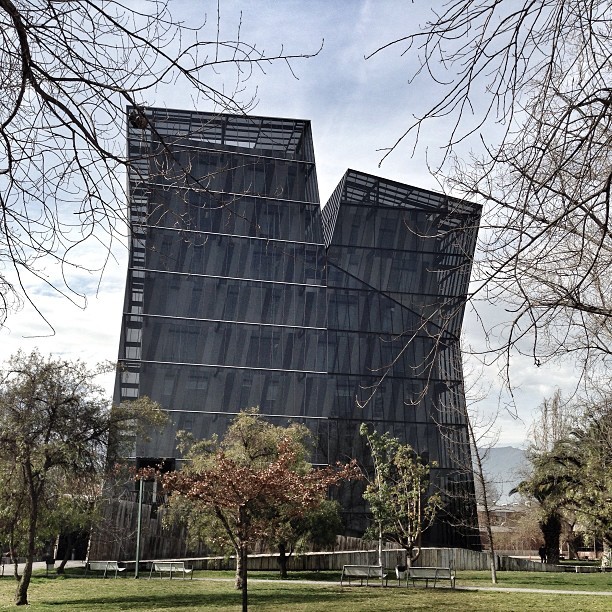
[477,446,528,505]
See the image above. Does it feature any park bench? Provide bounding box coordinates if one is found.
[86,561,126,579]
[148,561,193,580]
[340,564,387,586]
[405,566,456,589]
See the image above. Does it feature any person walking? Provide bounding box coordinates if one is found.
[538,545,547,563]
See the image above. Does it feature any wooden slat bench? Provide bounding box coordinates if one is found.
[87,561,126,579]
[407,566,456,589]
[340,564,387,586]
[148,561,193,580]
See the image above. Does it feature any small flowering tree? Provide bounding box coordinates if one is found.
[160,412,360,612]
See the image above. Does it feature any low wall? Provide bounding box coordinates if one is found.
[496,549,538,558]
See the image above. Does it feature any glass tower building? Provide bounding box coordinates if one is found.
[115,107,481,548]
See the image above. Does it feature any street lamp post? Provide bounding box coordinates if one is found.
[134,457,176,579]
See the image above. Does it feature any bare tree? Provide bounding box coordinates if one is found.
[435,366,501,583]
[528,389,576,454]
[0,0,316,328]
[369,1,612,380]
[467,414,500,583]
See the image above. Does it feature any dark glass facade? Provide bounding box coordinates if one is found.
[321,170,481,545]
[115,107,481,548]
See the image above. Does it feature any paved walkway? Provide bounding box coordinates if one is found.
[3,560,85,576]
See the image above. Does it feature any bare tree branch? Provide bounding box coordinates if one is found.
[371,1,612,382]
[0,0,319,329]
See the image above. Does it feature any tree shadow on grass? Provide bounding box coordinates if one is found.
[41,586,353,609]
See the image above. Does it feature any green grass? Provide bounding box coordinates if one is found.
[0,570,610,611]
[458,570,612,591]
[152,567,612,591]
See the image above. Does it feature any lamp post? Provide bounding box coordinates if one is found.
[135,477,144,578]
[134,457,175,579]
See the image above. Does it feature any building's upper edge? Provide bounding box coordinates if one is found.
[327,168,482,216]
[321,173,346,248]
[127,105,315,163]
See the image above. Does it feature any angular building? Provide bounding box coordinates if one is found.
[322,170,481,544]
[115,107,481,548]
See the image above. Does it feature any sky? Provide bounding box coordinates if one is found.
[0,0,579,447]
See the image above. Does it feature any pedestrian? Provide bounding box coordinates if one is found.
[538,545,546,563]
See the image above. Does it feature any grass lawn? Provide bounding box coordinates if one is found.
[174,568,612,592]
[0,571,610,611]
[458,569,612,591]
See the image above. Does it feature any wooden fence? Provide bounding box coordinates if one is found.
[182,547,569,572]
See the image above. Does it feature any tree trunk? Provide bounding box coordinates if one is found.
[480,487,498,584]
[278,542,289,579]
[15,508,37,605]
[234,545,243,590]
[56,533,73,574]
[468,415,498,583]
[540,512,561,565]
[407,544,421,567]
[8,536,20,580]
[565,531,579,560]
[240,545,248,612]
